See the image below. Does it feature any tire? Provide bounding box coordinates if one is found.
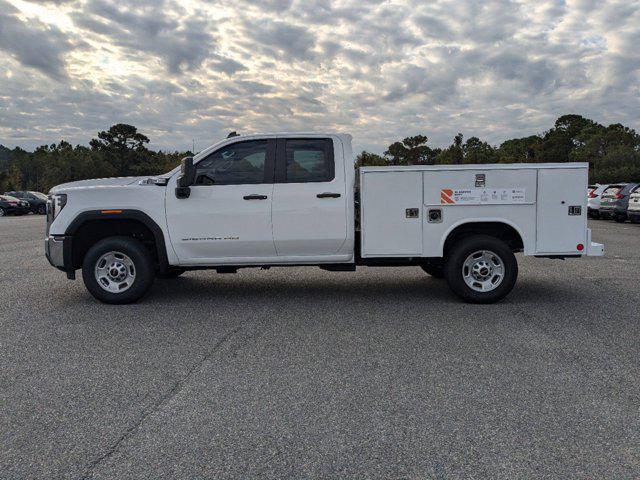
[37,204,46,215]
[156,268,185,279]
[614,215,626,223]
[421,264,444,278]
[0,207,5,217]
[82,236,155,304]
[443,235,518,304]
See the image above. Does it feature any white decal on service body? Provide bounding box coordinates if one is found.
[440,188,526,205]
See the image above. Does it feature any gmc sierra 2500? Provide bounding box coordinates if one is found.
[45,133,603,304]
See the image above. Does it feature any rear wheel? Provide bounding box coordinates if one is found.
[614,214,626,223]
[444,235,518,304]
[0,207,5,217]
[37,204,46,215]
[82,236,155,304]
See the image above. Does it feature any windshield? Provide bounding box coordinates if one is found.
[29,191,48,200]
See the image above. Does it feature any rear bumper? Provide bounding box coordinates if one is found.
[598,205,615,214]
[586,229,604,257]
[599,204,627,217]
[2,206,19,215]
[628,212,640,222]
[5,206,30,215]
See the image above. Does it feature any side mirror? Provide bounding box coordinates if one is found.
[176,156,195,199]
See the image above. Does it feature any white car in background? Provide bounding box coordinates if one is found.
[627,185,640,223]
[587,184,610,219]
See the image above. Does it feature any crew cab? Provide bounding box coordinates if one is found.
[45,133,604,304]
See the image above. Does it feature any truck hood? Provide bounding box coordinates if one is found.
[50,176,148,194]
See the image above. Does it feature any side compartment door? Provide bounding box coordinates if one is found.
[165,139,277,262]
[536,168,588,253]
[271,137,348,257]
[361,171,423,256]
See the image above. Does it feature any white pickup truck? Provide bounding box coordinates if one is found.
[45,133,603,304]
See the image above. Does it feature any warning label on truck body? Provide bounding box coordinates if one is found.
[440,188,526,205]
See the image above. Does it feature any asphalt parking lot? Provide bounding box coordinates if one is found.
[1,215,639,479]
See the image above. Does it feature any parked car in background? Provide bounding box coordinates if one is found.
[4,191,48,214]
[0,195,30,217]
[599,183,639,222]
[627,185,640,223]
[587,184,610,219]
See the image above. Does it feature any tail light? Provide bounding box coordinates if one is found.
[8,201,17,205]
[588,191,597,198]
[615,192,624,200]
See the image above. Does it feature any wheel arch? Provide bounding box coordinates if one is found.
[441,219,525,256]
[65,210,169,271]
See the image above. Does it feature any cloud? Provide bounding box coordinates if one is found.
[0,0,75,79]
[72,0,218,74]
[0,0,638,155]
[240,17,317,61]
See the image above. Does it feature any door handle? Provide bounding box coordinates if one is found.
[243,194,268,200]
[317,192,341,198]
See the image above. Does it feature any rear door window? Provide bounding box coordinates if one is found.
[280,138,334,183]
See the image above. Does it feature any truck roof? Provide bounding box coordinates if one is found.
[217,132,351,140]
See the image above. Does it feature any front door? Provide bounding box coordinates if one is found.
[271,137,348,257]
[165,139,277,263]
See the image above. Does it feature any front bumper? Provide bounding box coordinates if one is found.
[45,235,75,279]
[45,235,64,268]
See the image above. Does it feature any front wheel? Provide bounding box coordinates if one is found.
[0,207,5,217]
[444,235,518,304]
[37,204,46,215]
[82,236,155,304]
[614,214,626,223]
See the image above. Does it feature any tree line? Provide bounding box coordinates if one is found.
[1,114,638,193]
[357,114,640,184]
[0,124,188,193]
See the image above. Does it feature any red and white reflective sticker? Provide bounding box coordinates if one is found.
[440,188,526,205]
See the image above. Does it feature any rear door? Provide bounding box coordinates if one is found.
[271,137,348,257]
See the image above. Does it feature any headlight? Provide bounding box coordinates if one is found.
[48,194,67,219]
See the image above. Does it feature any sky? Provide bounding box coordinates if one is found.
[0,0,639,154]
